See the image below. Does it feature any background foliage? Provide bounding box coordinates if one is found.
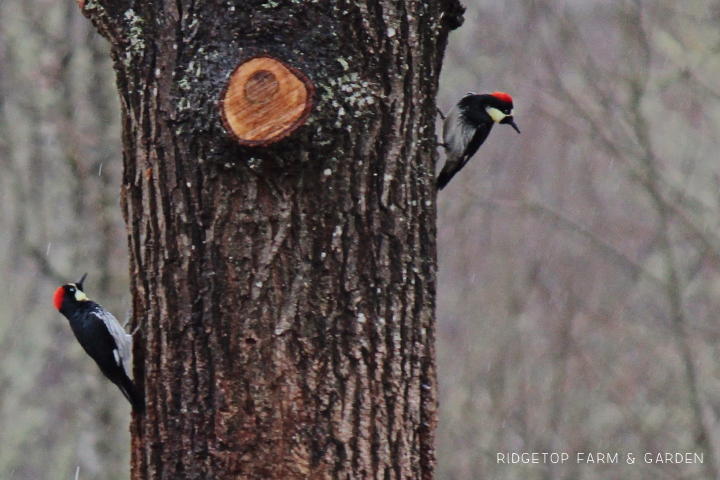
[1,0,719,479]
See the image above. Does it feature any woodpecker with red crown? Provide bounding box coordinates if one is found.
[437,92,520,190]
[54,273,144,413]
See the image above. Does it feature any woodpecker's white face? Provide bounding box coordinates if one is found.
[68,284,89,302]
[486,106,513,124]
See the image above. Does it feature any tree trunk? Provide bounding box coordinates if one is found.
[81,1,462,478]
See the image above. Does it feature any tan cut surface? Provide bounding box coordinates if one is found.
[221,56,313,146]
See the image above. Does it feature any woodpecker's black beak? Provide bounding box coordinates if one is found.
[501,116,521,134]
[76,272,88,291]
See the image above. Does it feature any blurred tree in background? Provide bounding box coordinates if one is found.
[0,1,130,479]
[1,0,720,479]
[437,1,720,479]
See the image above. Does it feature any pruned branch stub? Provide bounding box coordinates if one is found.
[220,55,314,147]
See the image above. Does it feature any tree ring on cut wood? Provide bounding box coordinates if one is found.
[220,55,314,146]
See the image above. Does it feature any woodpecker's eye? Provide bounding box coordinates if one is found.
[69,287,75,293]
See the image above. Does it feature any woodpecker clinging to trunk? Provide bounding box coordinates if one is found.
[54,273,144,413]
[437,92,520,190]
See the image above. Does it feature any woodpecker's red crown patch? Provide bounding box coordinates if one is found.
[491,92,513,104]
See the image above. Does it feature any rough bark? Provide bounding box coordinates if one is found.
[81,1,462,478]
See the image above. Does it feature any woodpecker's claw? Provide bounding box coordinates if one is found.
[131,322,143,336]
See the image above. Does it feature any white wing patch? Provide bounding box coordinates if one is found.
[443,105,475,161]
[93,305,133,375]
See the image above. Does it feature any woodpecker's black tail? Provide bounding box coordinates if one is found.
[437,154,470,191]
[436,168,455,190]
[117,372,145,413]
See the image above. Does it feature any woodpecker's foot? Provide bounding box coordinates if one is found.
[131,321,143,336]
[436,107,446,120]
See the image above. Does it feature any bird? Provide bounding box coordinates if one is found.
[436,92,520,190]
[54,273,144,413]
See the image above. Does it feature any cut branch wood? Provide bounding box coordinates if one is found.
[220,55,314,146]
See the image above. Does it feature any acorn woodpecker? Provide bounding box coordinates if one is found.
[54,273,144,413]
[437,92,520,190]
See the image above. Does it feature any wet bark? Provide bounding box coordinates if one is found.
[81,0,463,478]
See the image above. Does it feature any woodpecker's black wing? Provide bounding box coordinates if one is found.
[67,302,145,412]
[463,123,493,161]
[437,121,493,190]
